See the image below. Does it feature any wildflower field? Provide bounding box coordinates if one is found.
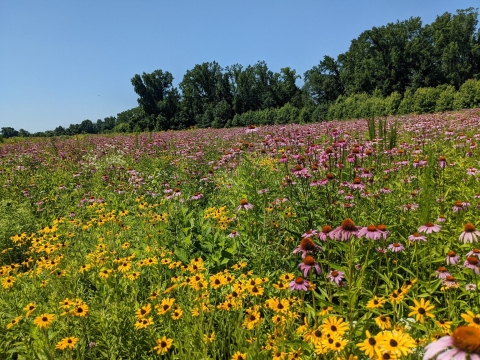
[1,109,480,360]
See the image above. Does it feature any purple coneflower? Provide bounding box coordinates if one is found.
[327,270,345,285]
[318,225,333,241]
[298,256,321,277]
[435,267,451,279]
[289,277,309,291]
[357,225,383,240]
[237,199,254,211]
[463,256,480,275]
[446,250,460,265]
[466,283,477,291]
[388,243,405,253]
[459,223,480,243]
[228,230,240,238]
[408,232,427,242]
[191,192,204,200]
[293,237,321,258]
[418,222,441,234]
[466,248,480,258]
[437,215,447,223]
[302,229,319,238]
[401,203,419,211]
[423,326,480,360]
[330,218,360,242]
[438,155,447,169]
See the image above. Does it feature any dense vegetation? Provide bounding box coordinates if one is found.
[1,109,480,359]
[2,8,479,138]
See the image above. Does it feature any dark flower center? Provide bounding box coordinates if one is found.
[341,218,356,231]
[294,277,305,285]
[451,326,480,354]
[303,256,315,266]
[418,308,426,315]
[369,337,376,346]
[390,339,398,347]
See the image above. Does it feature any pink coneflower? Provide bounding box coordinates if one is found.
[408,232,427,242]
[257,188,269,194]
[435,267,451,279]
[327,270,345,285]
[289,277,309,291]
[438,155,447,169]
[357,225,383,240]
[466,248,480,258]
[443,275,458,288]
[423,326,480,360]
[380,187,392,194]
[309,178,328,187]
[446,250,460,265]
[388,242,405,252]
[191,192,204,200]
[401,203,419,211]
[350,178,365,190]
[318,225,333,241]
[302,229,319,238]
[463,256,480,275]
[245,124,258,133]
[298,256,321,277]
[237,199,254,211]
[293,237,322,258]
[452,200,470,212]
[228,230,240,238]
[466,283,477,291]
[459,223,480,243]
[418,222,441,234]
[291,165,311,178]
[330,218,360,241]
[437,215,447,223]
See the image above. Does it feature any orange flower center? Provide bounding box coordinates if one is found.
[377,224,387,231]
[437,267,447,272]
[446,275,455,281]
[294,277,305,285]
[331,270,339,277]
[353,178,361,184]
[455,201,463,207]
[464,223,476,232]
[467,256,479,265]
[322,225,332,233]
[425,222,434,227]
[303,256,315,266]
[300,238,315,251]
[451,326,480,354]
[367,225,377,232]
[341,218,356,231]
[239,199,248,206]
[447,250,456,257]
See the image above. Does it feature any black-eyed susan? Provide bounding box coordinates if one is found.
[134,317,154,329]
[436,319,453,331]
[266,298,289,313]
[243,310,262,330]
[408,298,435,324]
[135,304,151,319]
[171,307,183,320]
[303,327,323,345]
[248,285,264,296]
[55,337,79,350]
[461,311,480,328]
[72,303,89,317]
[24,302,36,317]
[377,329,416,357]
[319,305,333,316]
[321,316,349,337]
[375,315,392,330]
[231,351,247,360]
[366,296,384,309]
[156,298,175,315]
[203,332,215,343]
[153,336,173,354]
[356,330,379,358]
[98,269,113,279]
[2,276,14,289]
[6,316,22,330]
[389,290,405,304]
[330,338,349,352]
[34,313,55,329]
[272,282,288,291]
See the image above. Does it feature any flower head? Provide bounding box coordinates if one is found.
[423,326,480,359]
[459,223,480,243]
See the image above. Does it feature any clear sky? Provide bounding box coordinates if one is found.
[0,1,477,133]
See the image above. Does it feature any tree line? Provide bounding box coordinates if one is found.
[2,8,479,138]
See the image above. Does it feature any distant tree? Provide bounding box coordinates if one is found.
[18,129,30,137]
[303,55,344,104]
[102,116,116,132]
[1,127,19,138]
[54,126,66,136]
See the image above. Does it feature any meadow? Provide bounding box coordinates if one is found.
[1,109,480,359]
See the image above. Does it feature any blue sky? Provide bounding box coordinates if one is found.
[0,1,477,132]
